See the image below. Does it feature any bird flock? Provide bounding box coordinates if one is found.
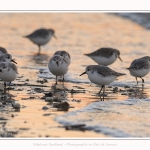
[0,28,150,100]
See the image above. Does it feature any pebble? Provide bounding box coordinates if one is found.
[11,114,15,118]
[13,103,21,109]
[113,87,118,92]
[45,97,54,101]
[121,93,128,95]
[124,85,130,88]
[42,106,49,110]
[44,92,53,97]
[43,113,51,116]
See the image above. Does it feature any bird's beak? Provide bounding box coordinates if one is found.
[53,35,57,39]
[118,56,122,62]
[80,72,86,76]
[56,61,59,66]
[63,58,68,64]
[0,69,2,72]
[11,59,17,64]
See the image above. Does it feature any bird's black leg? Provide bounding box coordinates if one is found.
[135,77,138,85]
[62,75,65,84]
[4,82,6,92]
[98,85,104,101]
[98,85,104,94]
[102,85,105,101]
[38,45,41,55]
[56,76,58,85]
[140,77,144,84]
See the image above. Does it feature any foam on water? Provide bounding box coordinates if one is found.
[38,68,90,83]
[55,98,150,137]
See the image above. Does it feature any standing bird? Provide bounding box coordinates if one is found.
[127,56,150,84]
[48,55,69,84]
[0,47,7,56]
[0,54,17,64]
[54,50,71,65]
[84,47,122,66]
[23,28,57,54]
[0,62,18,90]
[80,65,125,100]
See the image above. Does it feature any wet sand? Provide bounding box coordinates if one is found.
[0,13,150,138]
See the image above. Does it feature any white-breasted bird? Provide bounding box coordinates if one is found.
[23,28,57,54]
[48,55,68,84]
[80,65,125,100]
[127,56,150,84]
[84,47,122,66]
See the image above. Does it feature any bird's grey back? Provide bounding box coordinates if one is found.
[128,56,150,69]
[25,28,50,38]
[9,63,18,73]
[0,47,7,54]
[54,51,71,58]
[86,48,119,58]
[89,65,125,77]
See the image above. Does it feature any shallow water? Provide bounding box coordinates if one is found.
[0,13,150,138]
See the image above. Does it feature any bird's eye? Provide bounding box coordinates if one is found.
[3,66,6,68]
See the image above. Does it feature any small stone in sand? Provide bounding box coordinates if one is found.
[13,103,21,109]
[42,106,49,110]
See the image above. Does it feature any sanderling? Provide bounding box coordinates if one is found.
[0,47,7,56]
[0,54,17,64]
[54,50,71,65]
[80,65,125,100]
[84,47,122,66]
[23,28,57,54]
[48,55,68,84]
[127,56,150,84]
[0,62,18,90]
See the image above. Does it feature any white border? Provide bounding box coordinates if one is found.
[0,0,150,149]
[0,0,150,11]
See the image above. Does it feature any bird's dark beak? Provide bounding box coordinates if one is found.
[80,72,86,76]
[56,61,59,66]
[53,35,57,39]
[0,69,2,72]
[118,56,122,62]
[11,59,17,64]
[63,58,68,64]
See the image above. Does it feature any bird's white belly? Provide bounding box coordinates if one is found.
[48,62,68,76]
[129,68,150,77]
[87,72,117,85]
[91,54,117,66]
[0,70,17,82]
[31,35,52,45]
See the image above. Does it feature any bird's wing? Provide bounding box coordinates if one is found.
[129,59,149,69]
[25,29,49,38]
[9,63,18,74]
[96,66,125,76]
[87,48,114,58]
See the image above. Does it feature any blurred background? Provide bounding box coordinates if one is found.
[0,13,150,138]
